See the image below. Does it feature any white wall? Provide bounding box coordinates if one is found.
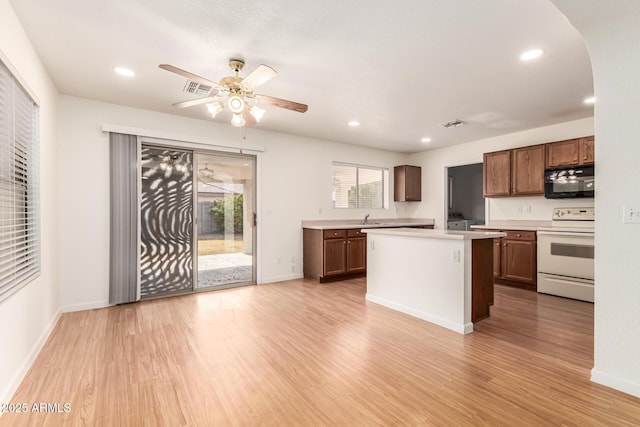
[0,0,60,404]
[408,117,594,228]
[58,95,410,308]
[552,0,640,398]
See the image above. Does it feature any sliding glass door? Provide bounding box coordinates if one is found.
[138,143,256,298]
[140,145,194,297]
[195,152,256,289]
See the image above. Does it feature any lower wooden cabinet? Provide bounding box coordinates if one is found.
[304,228,367,282]
[487,229,537,290]
[304,226,434,282]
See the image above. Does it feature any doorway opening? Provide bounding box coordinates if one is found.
[446,163,485,230]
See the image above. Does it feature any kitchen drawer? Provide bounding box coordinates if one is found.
[324,229,346,239]
[504,230,536,241]
[347,229,366,237]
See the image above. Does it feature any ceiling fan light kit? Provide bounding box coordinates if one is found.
[231,113,246,127]
[159,59,308,130]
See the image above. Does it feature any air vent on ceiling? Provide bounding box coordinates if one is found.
[183,80,213,97]
[441,119,468,129]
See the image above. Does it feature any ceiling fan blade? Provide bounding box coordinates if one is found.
[242,105,258,126]
[255,94,308,113]
[172,96,219,108]
[159,64,219,88]
[241,64,277,91]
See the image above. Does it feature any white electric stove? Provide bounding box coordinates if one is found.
[537,207,595,302]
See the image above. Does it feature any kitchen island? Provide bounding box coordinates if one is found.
[363,228,506,334]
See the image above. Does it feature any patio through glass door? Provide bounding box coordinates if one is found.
[195,152,256,289]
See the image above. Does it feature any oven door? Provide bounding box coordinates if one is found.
[537,231,594,280]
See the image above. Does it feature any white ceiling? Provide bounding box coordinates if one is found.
[9,0,593,153]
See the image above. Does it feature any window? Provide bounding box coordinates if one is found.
[332,162,389,209]
[0,60,40,302]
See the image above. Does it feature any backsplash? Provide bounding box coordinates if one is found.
[488,196,595,221]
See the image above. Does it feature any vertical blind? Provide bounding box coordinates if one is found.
[0,60,40,302]
[332,162,387,209]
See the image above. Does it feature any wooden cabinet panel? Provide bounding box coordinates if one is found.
[503,230,536,241]
[580,136,594,164]
[483,150,511,197]
[346,237,366,273]
[323,238,347,276]
[511,144,545,196]
[324,229,346,239]
[547,138,580,168]
[394,165,421,201]
[501,240,536,284]
[547,136,595,168]
[347,229,365,237]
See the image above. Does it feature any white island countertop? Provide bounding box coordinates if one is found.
[362,227,506,240]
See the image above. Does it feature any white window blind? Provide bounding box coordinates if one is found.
[332,162,388,209]
[0,60,40,302]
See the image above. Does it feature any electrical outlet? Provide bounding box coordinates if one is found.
[525,205,531,214]
[452,249,460,262]
[277,257,282,264]
[290,265,295,272]
[290,256,295,263]
[623,204,640,224]
[369,240,375,250]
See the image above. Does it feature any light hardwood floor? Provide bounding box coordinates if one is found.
[2,279,639,426]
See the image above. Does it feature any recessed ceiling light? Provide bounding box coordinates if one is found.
[420,137,432,143]
[114,67,135,77]
[348,120,360,127]
[520,49,543,61]
[584,96,596,105]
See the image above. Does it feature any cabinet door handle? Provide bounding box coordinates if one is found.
[516,233,521,237]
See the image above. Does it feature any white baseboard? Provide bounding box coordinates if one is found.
[0,307,62,406]
[62,300,111,313]
[591,368,640,398]
[366,293,473,335]
[259,273,304,284]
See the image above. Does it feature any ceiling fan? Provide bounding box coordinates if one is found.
[159,59,308,127]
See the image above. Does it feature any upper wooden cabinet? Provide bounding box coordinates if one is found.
[483,150,511,197]
[546,136,595,168]
[483,145,545,197]
[394,165,421,201]
[511,144,545,195]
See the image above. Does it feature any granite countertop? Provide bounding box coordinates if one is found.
[362,227,506,240]
[302,218,434,230]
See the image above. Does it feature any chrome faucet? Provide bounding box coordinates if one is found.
[363,214,370,225]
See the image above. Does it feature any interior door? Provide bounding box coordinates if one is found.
[195,152,256,289]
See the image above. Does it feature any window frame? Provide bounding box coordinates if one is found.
[331,161,389,209]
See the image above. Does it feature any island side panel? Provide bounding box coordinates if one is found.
[303,228,323,280]
[365,233,469,334]
[471,238,493,322]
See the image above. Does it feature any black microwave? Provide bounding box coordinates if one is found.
[544,165,595,199]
